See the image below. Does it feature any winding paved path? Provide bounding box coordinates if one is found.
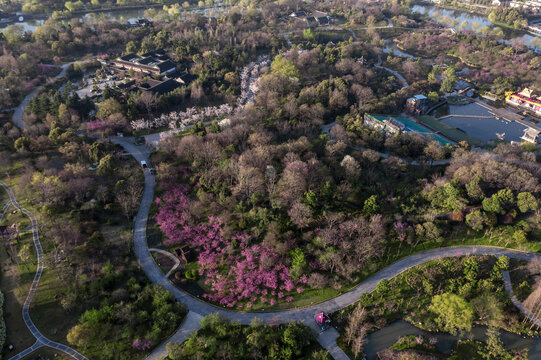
[111,137,541,360]
[0,181,89,360]
[12,63,72,130]
[503,271,541,328]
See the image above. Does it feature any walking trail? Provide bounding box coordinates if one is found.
[503,271,541,328]
[11,63,72,130]
[111,137,541,360]
[0,181,89,360]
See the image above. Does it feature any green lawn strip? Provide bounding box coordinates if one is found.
[30,267,81,343]
[0,231,37,356]
[20,347,72,359]
[333,255,538,359]
[418,115,485,147]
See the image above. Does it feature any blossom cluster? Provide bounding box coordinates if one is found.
[132,338,152,351]
[131,55,269,131]
[236,55,270,107]
[155,181,304,308]
[130,103,233,131]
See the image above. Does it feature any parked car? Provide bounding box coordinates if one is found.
[135,136,145,145]
[140,161,148,169]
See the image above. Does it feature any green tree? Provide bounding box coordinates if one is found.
[14,137,30,151]
[271,55,300,79]
[96,154,115,177]
[97,98,123,119]
[88,142,104,164]
[429,293,473,335]
[440,67,457,93]
[64,1,76,11]
[463,257,478,283]
[465,210,489,231]
[465,178,484,202]
[363,195,379,216]
[126,41,137,53]
[516,192,538,213]
[472,294,504,327]
[290,248,307,280]
[479,327,513,360]
[482,189,515,215]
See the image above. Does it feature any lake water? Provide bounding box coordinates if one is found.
[0,4,226,32]
[383,40,417,59]
[432,102,527,142]
[411,4,541,51]
[363,320,541,360]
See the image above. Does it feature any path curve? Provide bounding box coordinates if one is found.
[12,63,72,130]
[503,271,541,328]
[149,248,181,278]
[111,137,541,359]
[0,181,89,360]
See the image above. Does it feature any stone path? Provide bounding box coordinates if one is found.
[112,136,541,360]
[0,181,89,360]
[503,271,541,328]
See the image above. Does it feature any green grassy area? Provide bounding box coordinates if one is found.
[20,346,71,360]
[0,207,38,357]
[418,115,485,147]
[334,255,537,358]
[31,267,81,343]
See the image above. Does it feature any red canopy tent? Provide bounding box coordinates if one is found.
[314,312,331,330]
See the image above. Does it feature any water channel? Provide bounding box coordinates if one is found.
[363,320,541,360]
[411,4,541,51]
[0,4,225,32]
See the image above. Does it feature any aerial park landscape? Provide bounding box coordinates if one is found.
[0,0,540,359]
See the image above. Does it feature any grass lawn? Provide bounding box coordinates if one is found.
[0,230,38,357]
[19,346,72,360]
[30,267,81,343]
[418,115,485,147]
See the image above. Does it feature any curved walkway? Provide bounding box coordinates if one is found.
[0,181,89,360]
[503,271,541,328]
[374,64,410,89]
[12,63,72,130]
[149,248,181,279]
[111,137,541,360]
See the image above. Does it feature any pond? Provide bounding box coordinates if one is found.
[363,320,541,360]
[411,4,541,51]
[382,40,417,59]
[431,101,527,142]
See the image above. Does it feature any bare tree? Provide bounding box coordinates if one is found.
[116,181,143,219]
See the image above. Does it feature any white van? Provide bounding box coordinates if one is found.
[140,160,148,169]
